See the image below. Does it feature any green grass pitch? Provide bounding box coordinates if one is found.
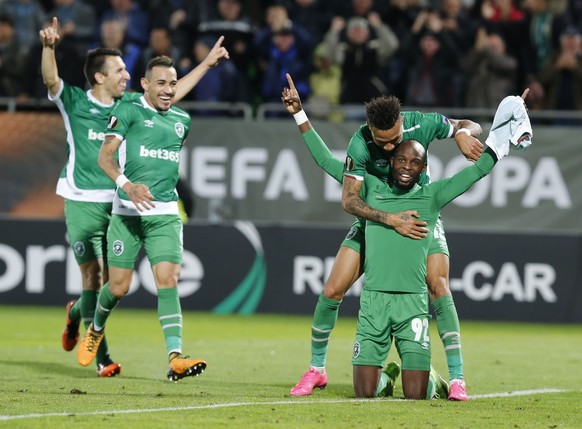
[1,305,581,428]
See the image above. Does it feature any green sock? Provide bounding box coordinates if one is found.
[433,295,464,380]
[69,298,82,322]
[80,290,98,327]
[310,293,341,368]
[94,283,119,331]
[158,288,182,355]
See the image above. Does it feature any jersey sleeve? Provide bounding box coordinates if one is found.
[301,128,344,183]
[431,147,497,209]
[344,131,368,181]
[105,102,133,141]
[49,80,82,105]
[421,112,454,140]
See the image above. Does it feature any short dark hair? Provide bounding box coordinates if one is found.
[145,55,174,79]
[365,95,401,130]
[84,48,123,86]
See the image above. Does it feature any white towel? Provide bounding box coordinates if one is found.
[485,95,533,160]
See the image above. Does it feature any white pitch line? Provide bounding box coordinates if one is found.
[0,389,572,421]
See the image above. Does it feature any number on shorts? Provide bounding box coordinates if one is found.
[411,317,430,343]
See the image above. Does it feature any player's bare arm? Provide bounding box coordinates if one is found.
[342,176,428,239]
[39,17,61,97]
[99,136,155,212]
[174,35,230,102]
[282,73,311,133]
[450,118,483,162]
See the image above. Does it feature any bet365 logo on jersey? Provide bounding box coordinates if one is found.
[139,145,180,163]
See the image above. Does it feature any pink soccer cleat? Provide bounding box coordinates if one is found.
[290,368,328,396]
[448,379,469,401]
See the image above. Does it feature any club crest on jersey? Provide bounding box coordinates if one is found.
[353,341,360,359]
[175,123,185,138]
[112,240,124,257]
[345,156,355,172]
[345,226,358,240]
[107,115,119,130]
[74,241,85,257]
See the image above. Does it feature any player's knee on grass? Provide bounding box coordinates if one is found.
[353,365,381,398]
[401,352,431,400]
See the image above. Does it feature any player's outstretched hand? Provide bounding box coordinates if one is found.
[39,16,60,48]
[521,88,529,100]
[281,73,303,115]
[204,35,230,68]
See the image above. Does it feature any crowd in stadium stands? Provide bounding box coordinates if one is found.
[0,0,581,116]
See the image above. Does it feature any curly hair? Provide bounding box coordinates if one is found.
[365,95,401,130]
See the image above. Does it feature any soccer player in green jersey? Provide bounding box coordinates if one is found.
[353,91,531,399]
[75,55,205,381]
[282,73,483,400]
[40,17,228,377]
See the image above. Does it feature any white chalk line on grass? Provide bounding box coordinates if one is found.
[0,388,572,421]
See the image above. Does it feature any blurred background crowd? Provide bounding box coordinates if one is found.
[0,0,581,117]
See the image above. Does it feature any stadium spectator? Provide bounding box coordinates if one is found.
[255,5,313,105]
[282,72,484,401]
[462,28,518,108]
[147,0,200,55]
[307,42,342,121]
[132,27,181,91]
[400,10,461,107]
[46,0,96,57]
[379,0,423,101]
[287,0,334,44]
[178,35,242,109]
[322,14,398,105]
[537,26,582,116]
[335,0,381,19]
[0,0,46,53]
[197,0,257,101]
[519,0,569,109]
[99,0,150,48]
[99,18,142,89]
[0,14,28,97]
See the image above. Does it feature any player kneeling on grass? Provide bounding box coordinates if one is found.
[353,91,532,399]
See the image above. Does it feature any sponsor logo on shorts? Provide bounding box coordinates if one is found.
[345,226,358,241]
[112,240,124,257]
[353,341,360,359]
[374,159,388,167]
[421,341,429,350]
[175,122,185,138]
[74,241,85,257]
